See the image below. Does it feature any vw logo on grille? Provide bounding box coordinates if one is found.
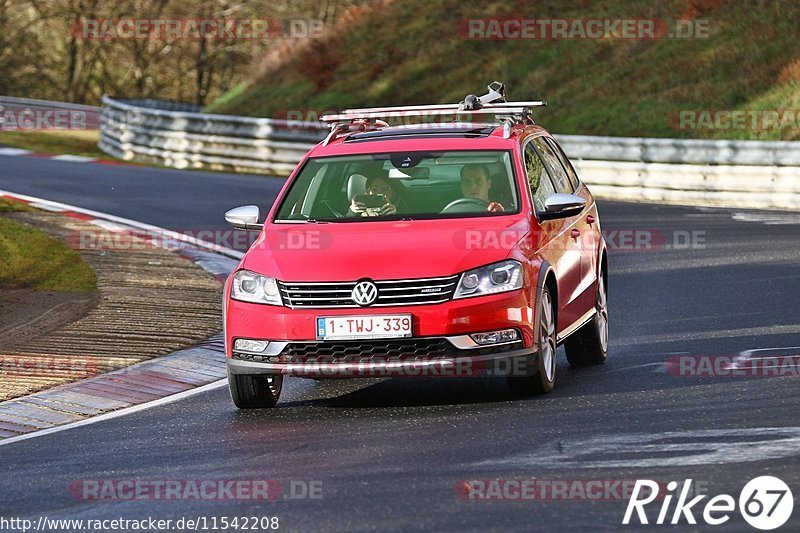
[352,280,378,306]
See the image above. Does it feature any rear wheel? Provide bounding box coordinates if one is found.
[564,267,608,366]
[228,371,283,408]
[507,285,556,396]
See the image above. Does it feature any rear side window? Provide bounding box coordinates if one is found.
[545,137,580,191]
[524,143,556,212]
[530,137,573,194]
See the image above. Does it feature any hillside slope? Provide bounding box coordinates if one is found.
[207,0,800,140]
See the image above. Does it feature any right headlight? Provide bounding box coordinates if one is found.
[454,260,524,299]
[231,270,282,306]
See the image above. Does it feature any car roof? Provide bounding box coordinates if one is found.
[307,124,552,158]
[345,123,497,142]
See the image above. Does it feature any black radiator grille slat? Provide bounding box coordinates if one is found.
[278,275,459,308]
[231,339,524,364]
[272,338,523,364]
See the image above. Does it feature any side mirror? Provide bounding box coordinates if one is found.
[225,205,263,230]
[540,193,586,220]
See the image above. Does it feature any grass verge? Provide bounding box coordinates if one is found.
[0,129,105,158]
[0,203,97,292]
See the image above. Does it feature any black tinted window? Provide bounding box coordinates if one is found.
[531,137,572,194]
[524,143,556,212]
[546,137,580,191]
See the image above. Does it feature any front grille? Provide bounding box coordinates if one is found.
[278,275,459,309]
[276,338,523,364]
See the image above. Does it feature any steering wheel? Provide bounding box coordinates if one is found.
[440,197,490,214]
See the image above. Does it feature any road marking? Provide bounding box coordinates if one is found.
[0,380,226,448]
[88,219,131,232]
[729,346,800,369]
[613,324,800,346]
[477,427,800,469]
[740,346,800,356]
[27,201,68,212]
[602,362,666,374]
[732,212,800,225]
[49,154,98,163]
[0,147,32,156]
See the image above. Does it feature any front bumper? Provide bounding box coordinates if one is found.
[225,289,536,355]
[227,346,537,378]
[227,336,537,378]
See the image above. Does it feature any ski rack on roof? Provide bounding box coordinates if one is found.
[319,82,547,145]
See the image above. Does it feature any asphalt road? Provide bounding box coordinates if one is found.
[1,155,800,531]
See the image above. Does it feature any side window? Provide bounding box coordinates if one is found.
[531,137,572,194]
[524,142,556,212]
[546,137,580,191]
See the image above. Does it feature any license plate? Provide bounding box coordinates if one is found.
[316,314,413,340]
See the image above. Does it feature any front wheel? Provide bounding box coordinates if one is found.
[507,285,556,396]
[564,267,608,366]
[228,371,283,408]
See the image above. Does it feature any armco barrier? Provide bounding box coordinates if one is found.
[6,95,788,210]
[98,96,324,175]
[0,96,101,129]
[572,160,800,210]
[559,135,800,167]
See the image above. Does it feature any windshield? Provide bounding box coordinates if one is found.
[274,150,519,222]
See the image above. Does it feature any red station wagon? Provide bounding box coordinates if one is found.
[223,83,608,408]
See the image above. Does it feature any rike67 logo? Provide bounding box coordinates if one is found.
[623,476,793,530]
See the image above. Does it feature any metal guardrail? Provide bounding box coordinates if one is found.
[558,135,800,167]
[0,95,100,113]
[573,160,800,210]
[0,96,101,129]
[99,96,324,175]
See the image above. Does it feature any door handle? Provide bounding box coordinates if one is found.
[586,215,595,225]
[570,229,580,240]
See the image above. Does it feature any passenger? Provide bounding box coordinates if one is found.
[460,163,505,212]
[349,175,408,216]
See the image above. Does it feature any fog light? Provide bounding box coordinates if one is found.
[234,339,269,352]
[470,329,519,345]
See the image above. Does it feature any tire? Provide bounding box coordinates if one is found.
[564,266,608,366]
[228,370,283,408]
[507,285,556,396]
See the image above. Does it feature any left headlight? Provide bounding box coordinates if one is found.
[231,270,283,306]
[454,260,524,299]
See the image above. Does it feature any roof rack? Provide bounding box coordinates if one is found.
[319,82,546,144]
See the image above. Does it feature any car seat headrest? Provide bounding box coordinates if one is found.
[347,173,368,200]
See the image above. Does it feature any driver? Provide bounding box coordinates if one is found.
[460,164,505,212]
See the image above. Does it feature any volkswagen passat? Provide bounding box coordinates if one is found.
[223,94,608,408]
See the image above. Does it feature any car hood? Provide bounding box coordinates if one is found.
[241,217,530,281]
